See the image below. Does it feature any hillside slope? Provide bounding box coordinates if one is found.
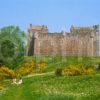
[0,73,100,100]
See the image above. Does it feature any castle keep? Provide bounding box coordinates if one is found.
[28,24,99,56]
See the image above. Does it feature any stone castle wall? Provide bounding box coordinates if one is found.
[28,24,99,56]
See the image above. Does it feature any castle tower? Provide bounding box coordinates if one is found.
[27,24,49,55]
[70,25,99,56]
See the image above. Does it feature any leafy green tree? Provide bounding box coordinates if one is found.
[0,26,26,69]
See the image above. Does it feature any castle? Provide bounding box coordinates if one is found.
[27,24,99,56]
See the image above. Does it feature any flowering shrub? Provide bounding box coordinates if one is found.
[37,63,48,72]
[81,68,95,75]
[0,66,16,78]
[63,65,81,76]
[0,75,5,81]
[63,65,95,76]
[16,60,36,77]
[0,84,4,90]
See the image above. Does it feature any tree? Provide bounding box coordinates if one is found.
[0,26,26,69]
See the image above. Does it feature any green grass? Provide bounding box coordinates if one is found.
[0,73,100,100]
[0,56,100,100]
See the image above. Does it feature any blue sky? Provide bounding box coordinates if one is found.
[0,0,100,32]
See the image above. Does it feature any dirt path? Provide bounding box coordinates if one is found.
[23,71,54,78]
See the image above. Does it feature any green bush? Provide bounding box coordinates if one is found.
[55,68,63,76]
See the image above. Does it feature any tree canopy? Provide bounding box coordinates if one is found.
[0,26,26,69]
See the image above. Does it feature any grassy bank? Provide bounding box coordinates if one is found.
[0,56,100,100]
[0,73,100,100]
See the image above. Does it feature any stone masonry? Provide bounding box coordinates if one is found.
[28,24,99,56]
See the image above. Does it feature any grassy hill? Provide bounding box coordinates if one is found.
[0,73,100,100]
[0,56,100,100]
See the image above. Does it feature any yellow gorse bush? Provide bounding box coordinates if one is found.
[16,61,48,76]
[37,63,48,72]
[16,60,36,76]
[81,68,95,75]
[0,66,16,78]
[0,60,48,77]
[0,74,5,81]
[63,65,95,76]
[63,65,81,76]
[0,84,4,91]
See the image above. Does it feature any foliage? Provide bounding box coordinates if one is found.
[63,65,81,76]
[63,65,95,76]
[0,66,16,78]
[82,68,95,75]
[0,26,26,69]
[16,60,36,77]
[55,68,63,76]
[16,60,48,76]
[0,75,5,81]
[37,62,48,72]
[0,84,4,91]
[96,63,100,70]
